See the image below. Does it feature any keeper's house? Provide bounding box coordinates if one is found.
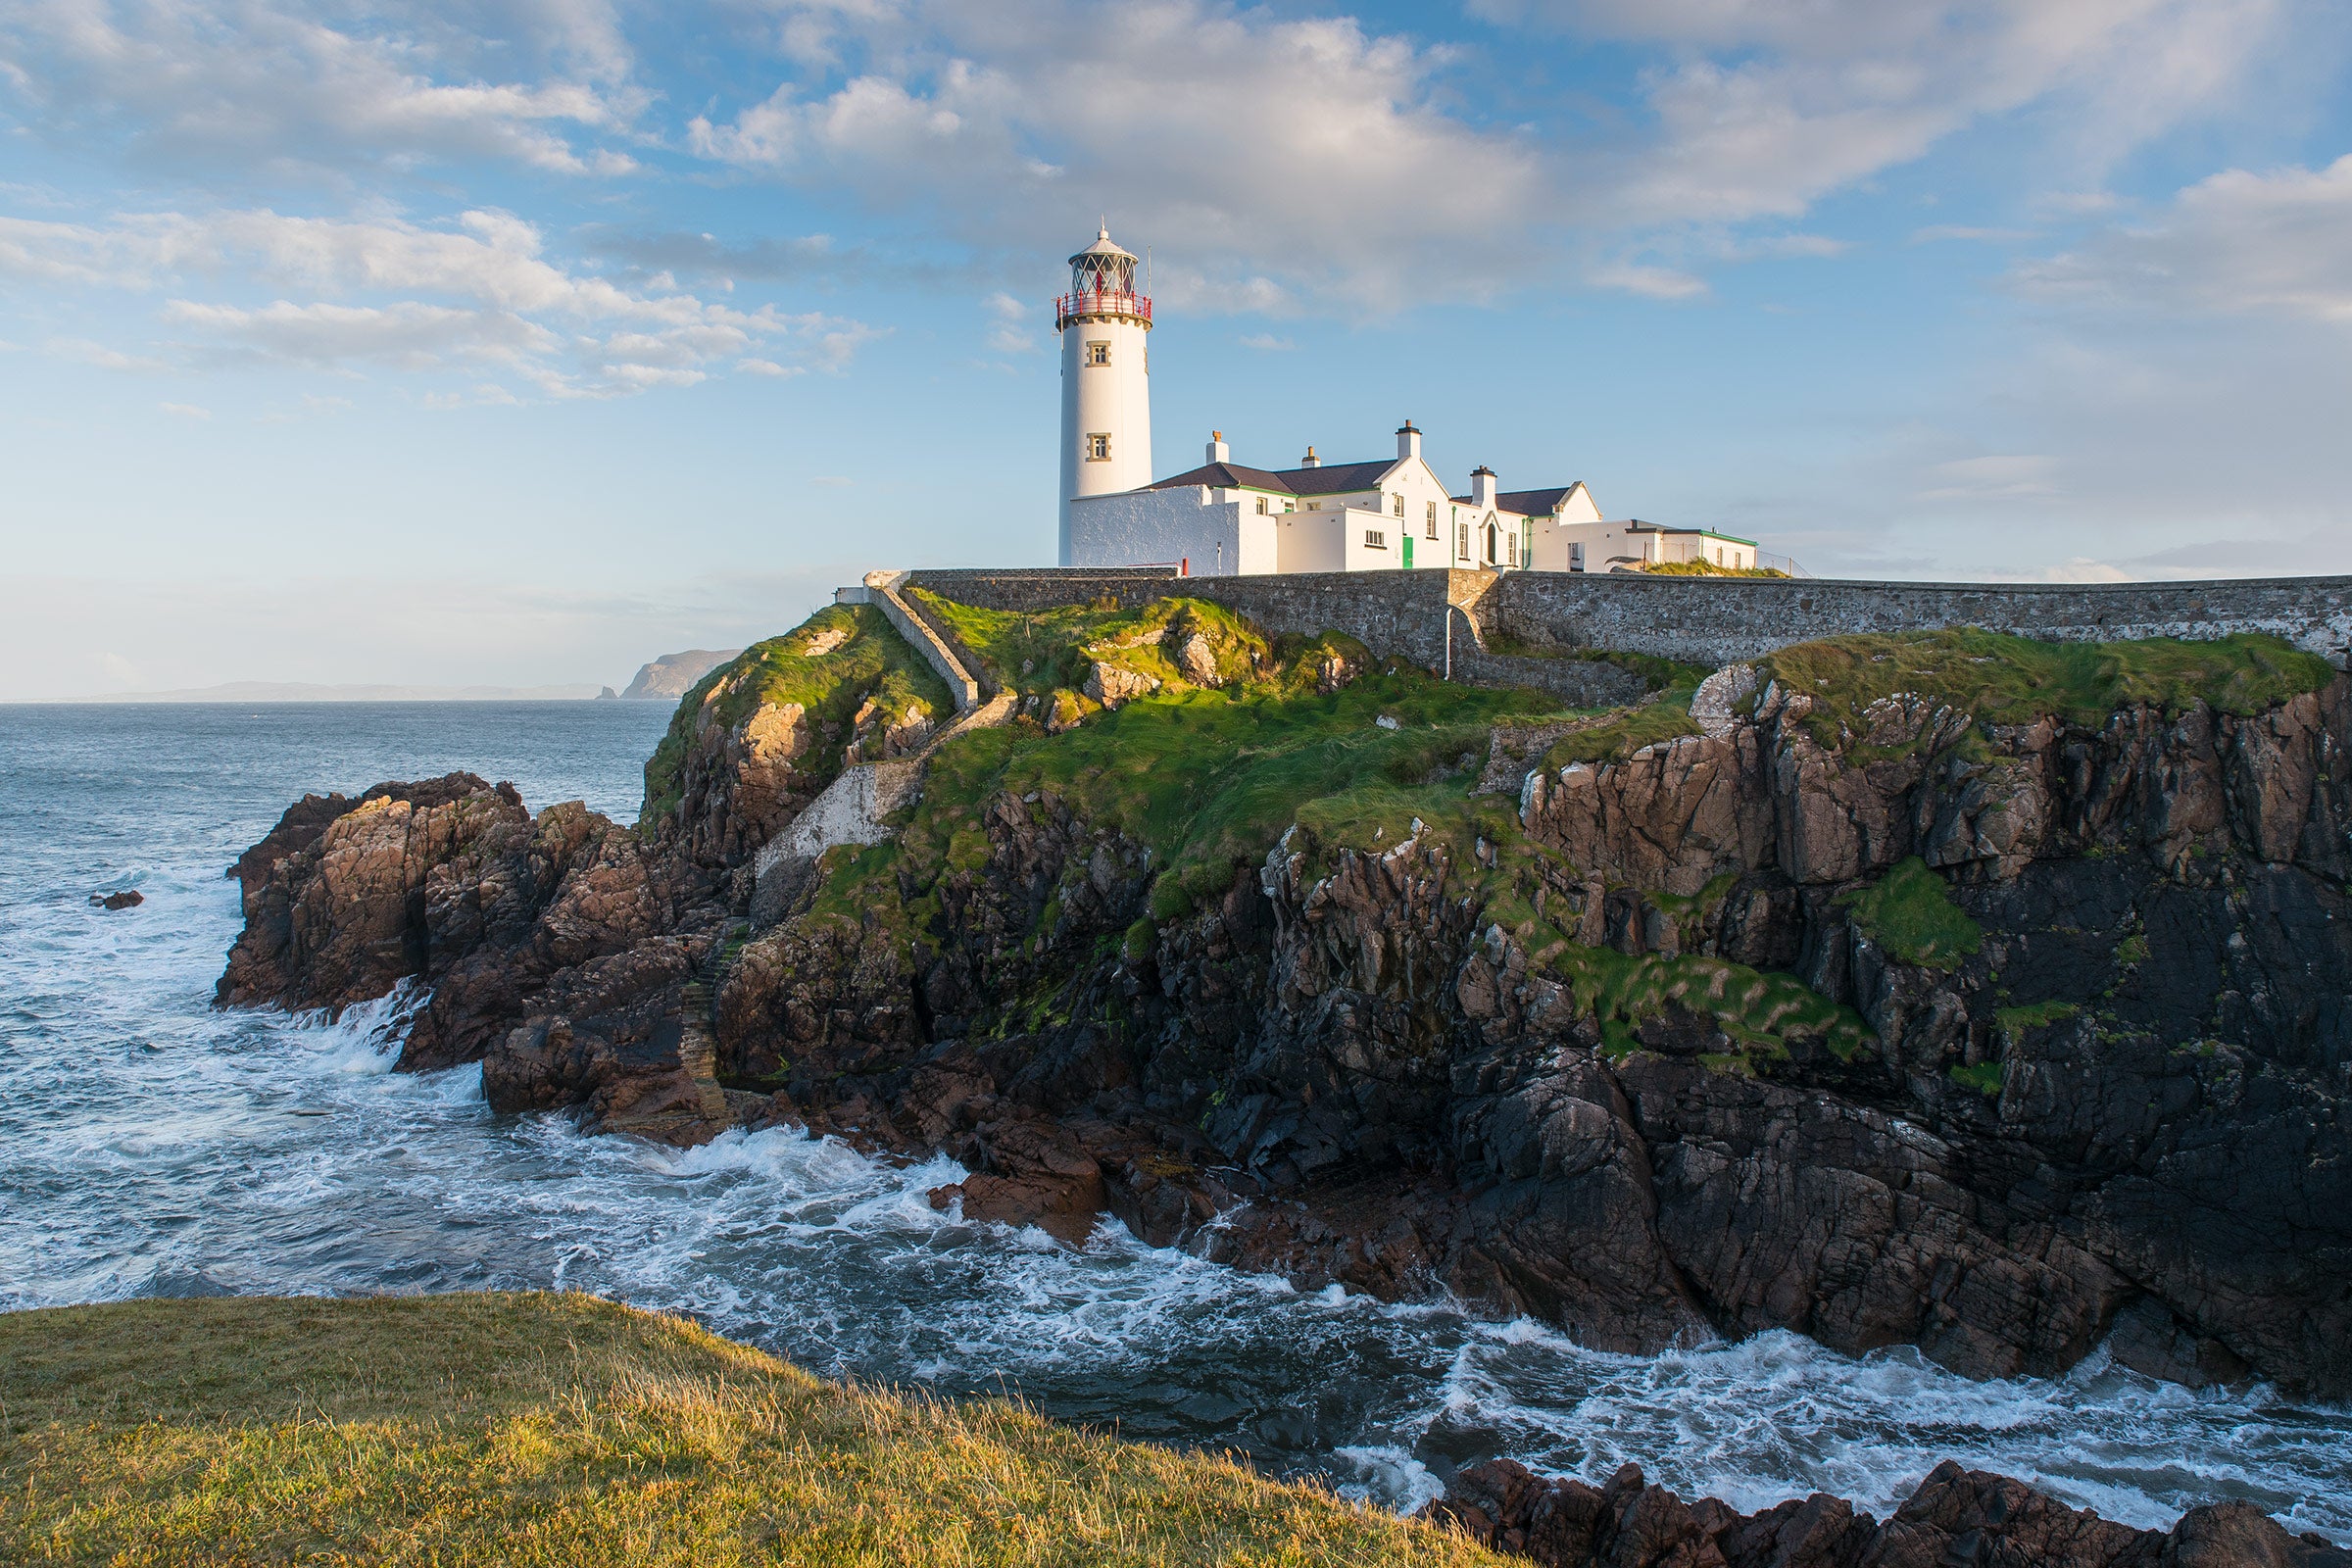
[1066,421,1760,577]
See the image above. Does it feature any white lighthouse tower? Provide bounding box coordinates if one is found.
[1056,226,1153,564]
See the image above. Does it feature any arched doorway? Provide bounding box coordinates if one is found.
[1486,518,1497,564]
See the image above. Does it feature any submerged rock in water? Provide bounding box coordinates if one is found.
[1419,1457,2349,1568]
[91,889,143,910]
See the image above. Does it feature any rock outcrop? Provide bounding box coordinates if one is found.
[220,773,737,1143]
[216,630,2352,1401]
[1421,1457,2348,1568]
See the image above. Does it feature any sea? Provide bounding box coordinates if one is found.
[4,700,2347,1540]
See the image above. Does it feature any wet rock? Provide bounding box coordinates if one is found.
[91,889,144,910]
[1419,1457,2349,1568]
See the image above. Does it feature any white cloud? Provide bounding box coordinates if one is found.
[1914,454,2059,501]
[983,289,1035,354]
[1464,0,2294,281]
[0,207,878,396]
[0,0,643,177]
[1911,225,2035,244]
[2015,155,2352,324]
[45,335,167,371]
[1586,261,1708,300]
[158,401,210,419]
[687,0,1544,310]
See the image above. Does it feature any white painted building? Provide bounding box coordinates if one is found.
[1053,225,1770,577]
[1066,421,1607,575]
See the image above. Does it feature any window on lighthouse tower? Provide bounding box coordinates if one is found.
[1085,341,1110,367]
[1086,433,1111,462]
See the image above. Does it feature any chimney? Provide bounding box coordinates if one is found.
[1299,445,1320,468]
[1470,465,1497,508]
[1396,420,1421,462]
[1206,429,1230,465]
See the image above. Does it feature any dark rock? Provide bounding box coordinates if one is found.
[91,889,144,910]
[1418,1456,2346,1568]
[214,663,2352,1396]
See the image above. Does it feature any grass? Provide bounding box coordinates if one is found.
[640,606,953,831]
[0,1293,1506,1568]
[1836,857,1983,970]
[1546,940,1875,1065]
[1759,628,2333,755]
[910,591,1269,702]
[1638,560,1789,578]
[1542,680,1702,767]
[834,612,1563,924]
[1996,999,2081,1037]
[1948,1061,2005,1097]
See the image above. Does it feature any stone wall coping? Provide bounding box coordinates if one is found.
[907,565,2352,597]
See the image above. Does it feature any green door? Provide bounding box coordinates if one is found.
[1401,535,1414,569]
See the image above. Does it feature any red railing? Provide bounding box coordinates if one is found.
[1055,288,1152,329]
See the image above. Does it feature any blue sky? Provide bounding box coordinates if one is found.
[3,0,2349,698]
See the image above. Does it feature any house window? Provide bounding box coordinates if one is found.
[1425,501,1438,539]
[1085,341,1110,367]
[1284,500,1295,513]
[1716,547,1725,565]
[1255,496,1267,514]
[1456,521,1469,559]
[1393,493,1404,518]
[1364,529,1387,550]
[1306,500,1321,511]
[1506,529,1518,566]
[1086,432,1111,462]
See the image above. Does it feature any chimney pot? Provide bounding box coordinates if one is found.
[1206,429,1231,465]
[1300,445,1320,468]
[1396,420,1422,462]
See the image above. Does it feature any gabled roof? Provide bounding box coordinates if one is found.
[1149,458,1396,498]
[1496,485,1586,516]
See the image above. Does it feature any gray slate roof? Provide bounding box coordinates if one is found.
[1149,459,1396,498]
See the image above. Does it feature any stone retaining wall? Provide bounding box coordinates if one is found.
[905,567,2352,674]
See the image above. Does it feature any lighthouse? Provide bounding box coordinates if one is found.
[1056,226,1152,564]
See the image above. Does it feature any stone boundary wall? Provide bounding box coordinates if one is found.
[1487,571,2352,670]
[859,570,983,710]
[906,567,2352,674]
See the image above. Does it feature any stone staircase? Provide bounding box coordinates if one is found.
[747,570,1013,926]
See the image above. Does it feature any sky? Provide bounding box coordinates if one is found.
[3,0,2350,699]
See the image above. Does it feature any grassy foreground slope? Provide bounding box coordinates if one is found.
[0,1294,1504,1568]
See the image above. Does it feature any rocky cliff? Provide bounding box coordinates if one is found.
[218,604,2350,1414]
[620,647,744,701]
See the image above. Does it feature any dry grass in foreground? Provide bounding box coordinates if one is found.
[0,1292,1505,1567]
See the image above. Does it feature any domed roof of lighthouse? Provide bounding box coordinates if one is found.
[1069,225,1137,266]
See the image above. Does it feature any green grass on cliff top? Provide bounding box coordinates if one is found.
[1,1293,1505,1568]
[865,612,1564,920]
[1759,627,2332,751]
[640,604,953,831]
